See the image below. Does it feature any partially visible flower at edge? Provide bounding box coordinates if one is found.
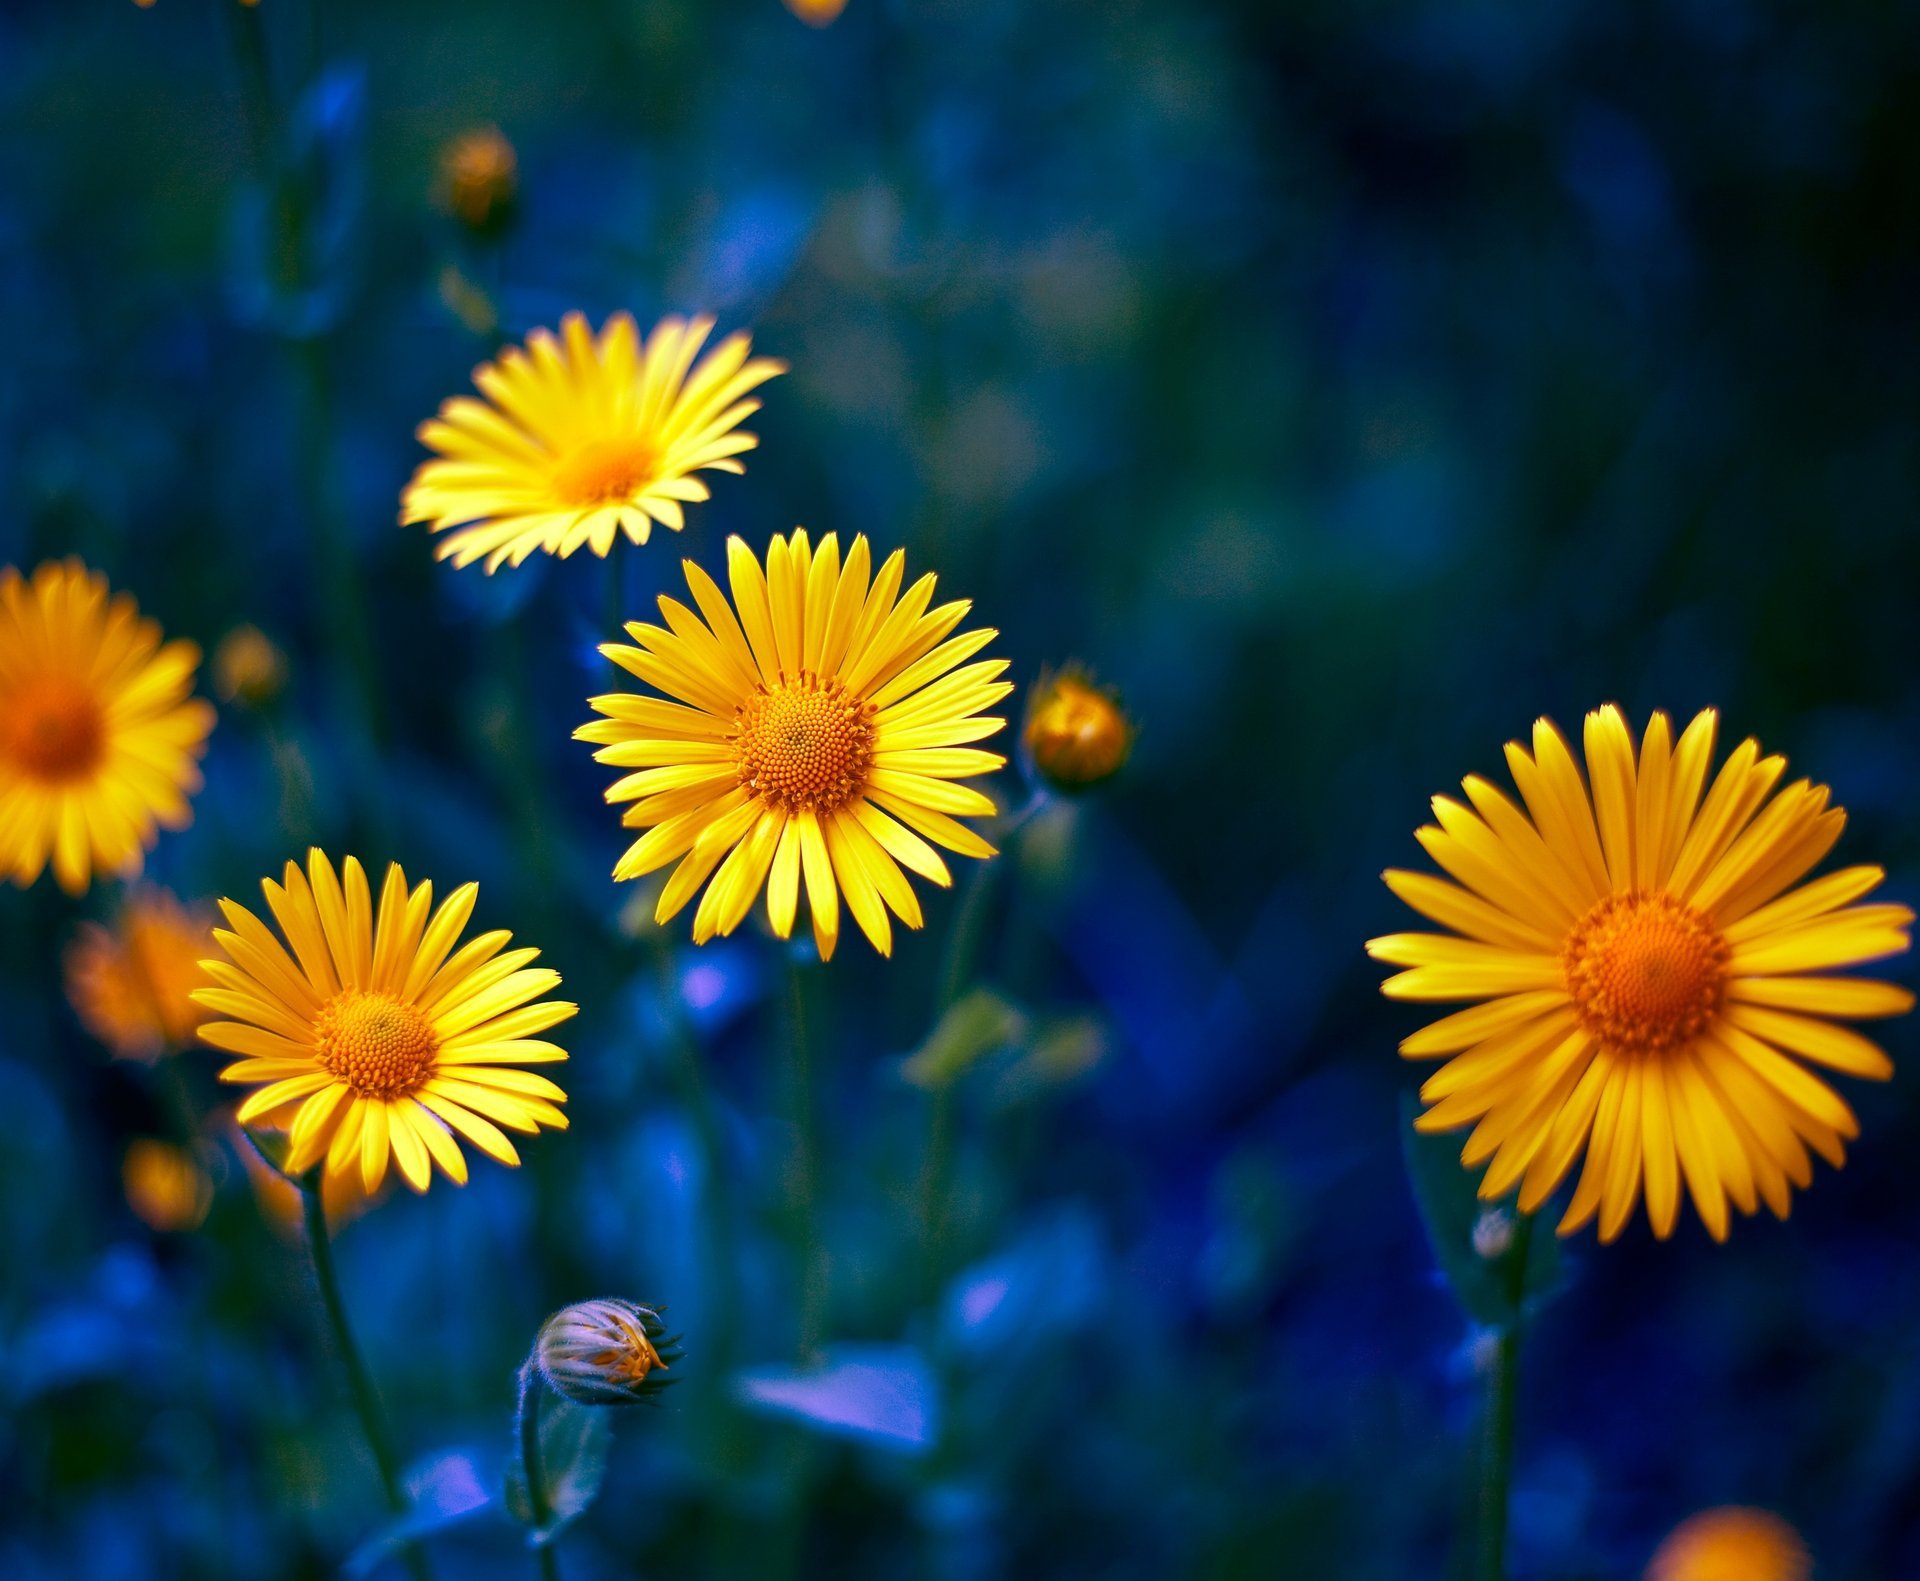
[0,559,216,894]
[123,1139,214,1232]
[194,849,576,1194]
[577,529,1011,961]
[66,888,216,1061]
[535,1299,682,1406]
[1023,665,1133,791]
[400,312,786,573]
[1370,705,1912,1243]
[1646,1507,1811,1581]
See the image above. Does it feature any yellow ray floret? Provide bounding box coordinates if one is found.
[400,311,786,573]
[193,850,576,1195]
[577,529,1011,961]
[0,559,215,894]
[1370,705,1913,1243]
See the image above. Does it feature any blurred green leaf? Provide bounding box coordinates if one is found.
[343,1452,490,1577]
[1399,1093,1560,1330]
[505,1394,611,1540]
[900,988,1028,1091]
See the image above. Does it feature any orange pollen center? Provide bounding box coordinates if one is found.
[551,437,659,506]
[314,990,439,1098]
[1562,891,1729,1054]
[3,675,106,783]
[734,675,874,813]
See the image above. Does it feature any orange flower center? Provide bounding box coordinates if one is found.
[1563,891,1729,1054]
[315,990,439,1098]
[551,437,659,506]
[734,676,874,813]
[3,675,106,783]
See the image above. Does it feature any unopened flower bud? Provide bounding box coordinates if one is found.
[213,625,288,710]
[1023,666,1134,791]
[535,1299,681,1406]
[440,126,518,235]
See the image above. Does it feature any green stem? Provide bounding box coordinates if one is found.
[515,1361,563,1581]
[299,1177,433,1581]
[1475,1214,1534,1581]
[786,957,826,1357]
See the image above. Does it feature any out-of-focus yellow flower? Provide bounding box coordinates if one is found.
[1647,1507,1810,1581]
[536,1299,681,1406]
[0,559,215,894]
[440,126,518,234]
[1371,706,1913,1242]
[212,625,288,709]
[784,0,849,25]
[123,1140,213,1232]
[400,312,785,572]
[577,530,1010,960]
[1023,666,1133,791]
[66,888,215,1061]
[194,850,576,1194]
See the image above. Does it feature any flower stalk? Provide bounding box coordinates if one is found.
[1475,1211,1534,1581]
[298,1173,433,1581]
[514,1360,563,1581]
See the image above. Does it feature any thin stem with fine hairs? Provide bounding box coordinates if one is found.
[785,955,828,1357]
[514,1360,563,1581]
[1476,1212,1534,1581]
[299,1175,433,1581]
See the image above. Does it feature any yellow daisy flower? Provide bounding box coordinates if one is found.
[65,887,215,1061]
[400,311,786,573]
[1370,705,1912,1243]
[1647,1507,1810,1581]
[577,530,1011,961]
[0,559,215,895]
[194,850,575,1194]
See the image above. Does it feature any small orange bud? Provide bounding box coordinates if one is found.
[536,1299,681,1406]
[1023,666,1133,791]
[440,126,518,235]
[213,624,288,709]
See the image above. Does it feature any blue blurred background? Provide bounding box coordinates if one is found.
[4,0,1920,1576]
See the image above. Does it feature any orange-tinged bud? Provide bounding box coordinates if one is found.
[1023,666,1133,791]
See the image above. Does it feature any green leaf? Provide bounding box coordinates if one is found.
[235,1123,295,1181]
[899,988,1028,1091]
[1399,1092,1561,1330]
[505,1395,611,1540]
[988,1013,1109,1106]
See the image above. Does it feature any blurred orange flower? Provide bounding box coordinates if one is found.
[66,888,216,1061]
